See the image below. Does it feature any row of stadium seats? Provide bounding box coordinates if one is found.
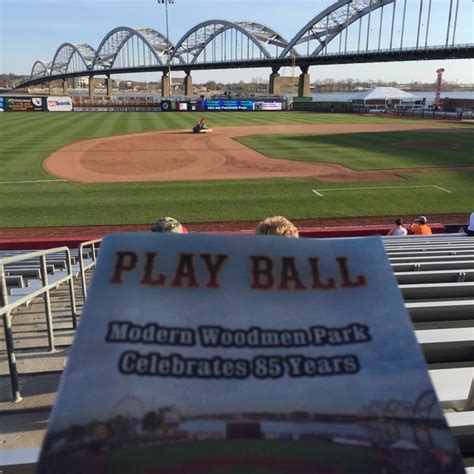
[2,248,95,305]
[382,233,474,466]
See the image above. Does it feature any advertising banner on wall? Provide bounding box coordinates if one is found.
[254,101,283,111]
[4,96,44,112]
[177,100,203,111]
[188,100,203,111]
[73,106,164,112]
[160,100,173,111]
[204,99,254,111]
[47,96,73,112]
[37,233,464,474]
[203,99,284,111]
[0,97,4,112]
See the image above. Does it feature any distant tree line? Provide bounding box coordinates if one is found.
[196,80,269,94]
[1,72,471,93]
[312,78,470,93]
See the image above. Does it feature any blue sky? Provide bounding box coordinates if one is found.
[1,0,472,84]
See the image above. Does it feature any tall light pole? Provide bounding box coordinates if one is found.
[158,0,174,97]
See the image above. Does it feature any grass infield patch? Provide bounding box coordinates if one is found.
[235,130,474,170]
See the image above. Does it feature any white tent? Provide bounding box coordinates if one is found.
[353,87,419,102]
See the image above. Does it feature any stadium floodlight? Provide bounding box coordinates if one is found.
[157,0,175,98]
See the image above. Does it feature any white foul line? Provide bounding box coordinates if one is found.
[0,179,68,185]
[312,185,451,197]
[433,185,452,194]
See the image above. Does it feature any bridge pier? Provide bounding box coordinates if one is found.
[88,77,96,98]
[298,66,311,98]
[106,77,113,97]
[269,67,282,96]
[161,73,170,98]
[48,79,63,95]
[184,71,193,97]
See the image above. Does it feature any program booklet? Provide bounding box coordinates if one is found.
[37,233,464,474]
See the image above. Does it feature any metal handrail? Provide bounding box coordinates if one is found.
[0,246,77,402]
[78,238,102,301]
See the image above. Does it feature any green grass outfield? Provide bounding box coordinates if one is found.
[0,112,472,228]
[236,130,474,169]
[106,439,377,474]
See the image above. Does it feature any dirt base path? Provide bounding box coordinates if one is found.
[44,123,465,183]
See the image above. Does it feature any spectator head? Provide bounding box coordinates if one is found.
[395,218,403,226]
[418,216,427,224]
[255,216,299,238]
[151,217,187,234]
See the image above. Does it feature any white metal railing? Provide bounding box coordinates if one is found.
[0,247,77,402]
[1,242,102,402]
[79,239,101,301]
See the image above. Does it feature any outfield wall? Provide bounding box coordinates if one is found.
[0,96,287,113]
[292,100,473,120]
[0,96,73,112]
[293,101,351,113]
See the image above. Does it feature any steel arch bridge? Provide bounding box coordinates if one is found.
[168,20,297,65]
[20,0,474,90]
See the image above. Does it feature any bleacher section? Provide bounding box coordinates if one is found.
[383,233,474,467]
[1,233,473,471]
[2,248,90,305]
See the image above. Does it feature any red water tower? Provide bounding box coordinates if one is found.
[434,68,445,111]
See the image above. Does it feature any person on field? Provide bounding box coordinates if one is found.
[388,218,408,236]
[193,117,208,133]
[198,117,207,130]
[150,217,188,234]
[255,216,299,238]
[410,216,432,235]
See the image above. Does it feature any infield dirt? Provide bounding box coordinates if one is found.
[44,123,466,183]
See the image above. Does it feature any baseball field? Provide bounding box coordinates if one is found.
[105,438,378,474]
[39,437,382,473]
[0,111,472,230]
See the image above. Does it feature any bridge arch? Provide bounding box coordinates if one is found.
[280,0,394,58]
[30,60,51,80]
[414,390,438,419]
[50,43,96,75]
[92,26,175,70]
[235,22,297,56]
[170,20,286,64]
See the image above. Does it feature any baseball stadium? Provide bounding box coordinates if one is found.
[1,0,473,472]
